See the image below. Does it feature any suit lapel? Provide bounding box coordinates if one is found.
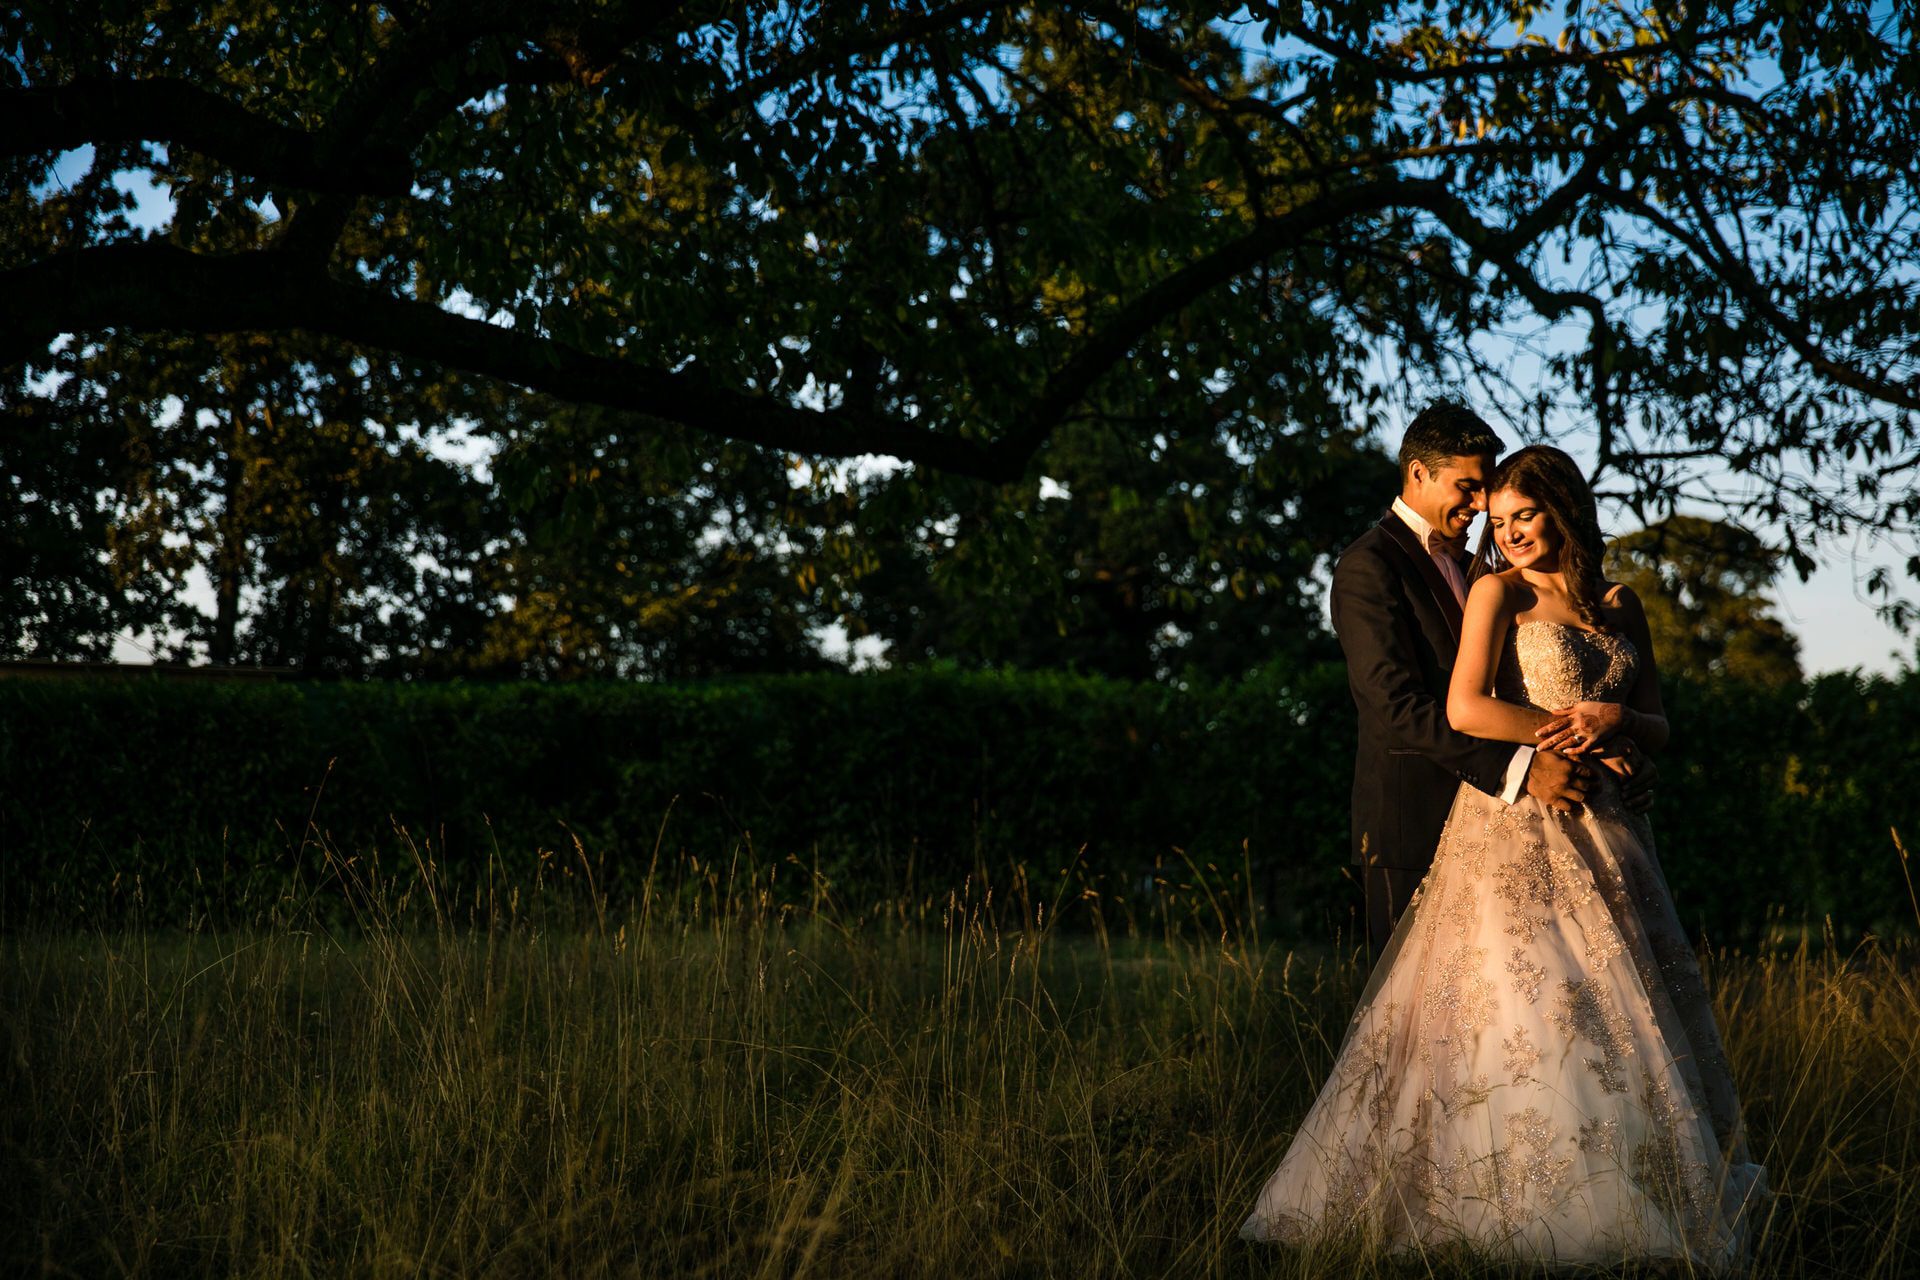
[1377,511,1465,645]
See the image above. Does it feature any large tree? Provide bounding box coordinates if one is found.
[1607,514,1802,685]
[6,0,1920,658]
[472,397,843,679]
[44,327,504,673]
[3,362,190,659]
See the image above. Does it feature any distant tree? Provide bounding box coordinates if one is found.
[18,332,842,677]
[1607,515,1801,686]
[17,326,501,673]
[471,400,840,679]
[2,363,190,660]
[836,416,1394,682]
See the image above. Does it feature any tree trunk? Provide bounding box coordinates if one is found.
[208,405,247,665]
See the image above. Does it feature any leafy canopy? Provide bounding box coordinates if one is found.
[6,0,1920,665]
[1608,514,1802,686]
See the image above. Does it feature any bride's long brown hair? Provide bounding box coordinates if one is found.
[1471,445,1613,631]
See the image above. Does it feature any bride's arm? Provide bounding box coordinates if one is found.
[1609,584,1669,754]
[1447,574,1556,745]
[1535,584,1671,756]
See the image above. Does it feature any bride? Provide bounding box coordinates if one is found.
[1239,445,1770,1266]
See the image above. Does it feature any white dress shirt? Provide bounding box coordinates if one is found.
[1391,496,1470,606]
[1390,497,1533,804]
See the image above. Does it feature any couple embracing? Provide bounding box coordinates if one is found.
[1239,402,1770,1268]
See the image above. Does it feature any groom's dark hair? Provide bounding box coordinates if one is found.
[1399,400,1502,479]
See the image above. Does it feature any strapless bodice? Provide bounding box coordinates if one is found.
[1495,620,1639,710]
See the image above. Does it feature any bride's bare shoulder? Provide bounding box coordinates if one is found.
[1468,568,1533,605]
[1465,571,1536,632]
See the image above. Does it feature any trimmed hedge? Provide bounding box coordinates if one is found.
[2,665,1915,941]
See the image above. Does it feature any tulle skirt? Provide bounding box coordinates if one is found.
[1240,778,1769,1267]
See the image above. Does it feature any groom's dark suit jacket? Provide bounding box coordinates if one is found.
[1330,510,1519,873]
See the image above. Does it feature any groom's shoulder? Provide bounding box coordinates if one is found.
[1330,526,1406,608]
[1333,521,1398,578]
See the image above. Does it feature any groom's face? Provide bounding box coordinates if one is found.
[1405,453,1493,543]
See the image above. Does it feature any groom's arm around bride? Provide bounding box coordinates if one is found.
[1329,402,1590,952]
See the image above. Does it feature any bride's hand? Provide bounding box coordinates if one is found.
[1536,701,1626,755]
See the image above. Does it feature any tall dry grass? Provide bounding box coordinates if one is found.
[3,829,1918,1278]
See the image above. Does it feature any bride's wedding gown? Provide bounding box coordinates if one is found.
[1241,621,1769,1266]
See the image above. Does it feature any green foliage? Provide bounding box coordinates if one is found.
[42,329,504,672]
[1608,515,1803,687]
[4,664,1917,943]
[0,666,1354,931]
[1650,671,1920,943]
[836,424,1397,681]
[1,369,182,657]
[457,398,843,679]
[6,215,841,674]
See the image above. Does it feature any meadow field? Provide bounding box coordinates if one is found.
[4,836,1918,1278]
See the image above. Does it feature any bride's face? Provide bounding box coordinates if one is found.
[1487,487,1559,569]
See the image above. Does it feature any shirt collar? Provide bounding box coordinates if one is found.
[1391,495,1458,554]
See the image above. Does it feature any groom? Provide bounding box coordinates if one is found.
[1331,400,1596,953]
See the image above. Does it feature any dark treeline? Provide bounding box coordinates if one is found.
[7,327,1391,684]
[9,329,1811,688]
[5,663,1914,945]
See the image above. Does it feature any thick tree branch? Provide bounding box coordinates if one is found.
[1007,180,1445,464]
[2,172,1636,483]
[19,143,1901,491]
[7,10,680,241]
[0,241,1007,479]
[5,181,1477,486]
[2,78,414,196]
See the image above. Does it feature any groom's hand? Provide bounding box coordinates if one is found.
[1525,748,1591,816]
[1612,739,1657,814]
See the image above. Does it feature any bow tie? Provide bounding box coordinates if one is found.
[1425,531,1469,566]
